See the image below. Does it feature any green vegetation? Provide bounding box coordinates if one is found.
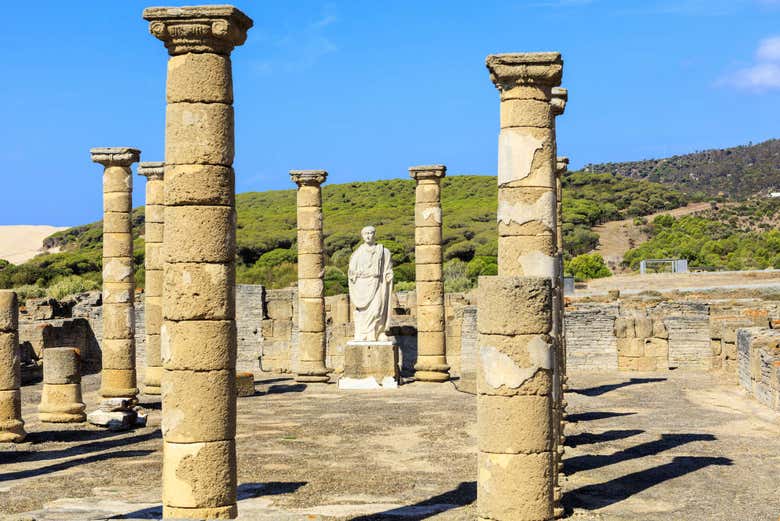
[586,138,780,200]
[0,171,699,295]
[624,200,780,271]
[561,171,688,256]
[565,253,612,281]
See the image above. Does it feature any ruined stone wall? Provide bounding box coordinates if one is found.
[564,297,780,375]
[737,327,780,411]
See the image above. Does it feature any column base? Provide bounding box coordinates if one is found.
[163,504,237,520]
[0,419,26,443]
[295,374,330,383]
[143,366,162,395]
[414,358,450,382]
[40,411,87,423]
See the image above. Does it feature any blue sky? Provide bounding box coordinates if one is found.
[1,0,779,225]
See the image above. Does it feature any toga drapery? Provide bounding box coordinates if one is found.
[348,243,393,341]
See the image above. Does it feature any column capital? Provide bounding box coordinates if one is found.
[556,156,569,174]
[90,147,141,167]
[138,161,165,180]
[290,170,328,187]
[409,164,446,182]
[143,5,253,56]
[551,87,568,116]
[486,52,563,91]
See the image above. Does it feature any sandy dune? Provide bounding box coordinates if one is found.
[0,225,68,264]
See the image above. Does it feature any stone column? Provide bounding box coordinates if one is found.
[477,52,562,521]
[39,347,86,423]
[91,147,141,401]
[409,165,449,383]
[551,86,568,519]
[143,6,252,519]
[0,291,25,442]
[290,170,330,383]
[139,161,165,395]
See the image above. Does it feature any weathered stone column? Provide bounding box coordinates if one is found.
[409,165,449,382]
[290,170,330,383]
[0,291,25,442]
[144,6,251,519]
[551,86,568,519]
[39,347,86,423]
[91,147,140,401]
[477,52,562,521]
[139,161,165,395]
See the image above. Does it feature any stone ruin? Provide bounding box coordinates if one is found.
[3,4,778,521]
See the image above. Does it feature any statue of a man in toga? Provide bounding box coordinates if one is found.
[348,226,394,342]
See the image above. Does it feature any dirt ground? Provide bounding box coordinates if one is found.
[1,370,778,520]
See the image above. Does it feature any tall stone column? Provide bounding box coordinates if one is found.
[409,165,449,383]
[91,147,140,401]
[0,291,25,442]
[290,170,330,383]
[139,161,165,395]
[551,87,568,519]
[477,52,562,521]
[144,6,251,519]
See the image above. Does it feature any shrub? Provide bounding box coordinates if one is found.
[566,253,612,281]
[47,275,99,300]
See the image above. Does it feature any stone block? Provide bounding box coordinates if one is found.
[298,298,325,333]
[497,126,555,189]
[296,206,322,230]
[146,222,164,243]
[43,347,80,385]
[163,262,235,321]
[711,339,722,356]
[497,234,557,278]
[104,192,132,213]
[653,319,668,339]
[500,98,553,128]
[724,341,738,360]
[298,331,325,361]
[100,368,138,398]
[103,233,133,258]
[102,338,135,369]
[165,165,234,206]
[0,332,20,390]
[102,281,134,303]
[417,305,445,333]
[298,253,324,279]
[102,304,135,339]
[477,394,552,453]
[298,278,323,299]
[297,229,323,255]
[618,356,638,371]
[162,439,236,511]
[0,291,18,331]
[634,317,653,338]
[161,320,236,371]
[497,186,556,237]
[617,338,644,357]
[162,369,236,443]
[146,204,165,225]
[167,53,232,103]
[644,338,668,358]
[415,262,442,282]
[87,409,136,430]
[614,317,635,338]
[478,276,551,336]
[477,334,553,397]
[166,102,234,166]
[40,383,86,423]
[103,212,131,234]
[417,281,444,307]
[103,166,132,193]
[415,182,441,204]
[415,226,442,246]
[415,244,442,265]
[636,357,658,371]
[477,451,553,521]
[165,206,235,263]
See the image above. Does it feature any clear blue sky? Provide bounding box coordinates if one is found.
[2,0,779,225]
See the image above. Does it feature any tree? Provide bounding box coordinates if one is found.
[566,253,612,281]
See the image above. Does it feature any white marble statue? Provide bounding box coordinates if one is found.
[348,226,394,342]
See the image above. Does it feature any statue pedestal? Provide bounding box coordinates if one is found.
[338,341,400,390]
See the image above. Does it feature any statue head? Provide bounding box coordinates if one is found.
[361,226,376,246]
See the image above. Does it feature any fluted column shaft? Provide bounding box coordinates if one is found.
[91,147,140,400]
[410,165,449,382]
[478,52,562,521]
[0,291,25,442]
[144,5,252,519]
[139,161,165,395]
[291,170,330,383]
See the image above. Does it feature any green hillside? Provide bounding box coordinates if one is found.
[624,198,780,271]
[0,173,690,294]
[585,139,780,199]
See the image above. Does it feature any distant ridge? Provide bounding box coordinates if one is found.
[585,139,780,199]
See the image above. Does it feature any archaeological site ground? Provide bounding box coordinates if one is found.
[1,3,779,521]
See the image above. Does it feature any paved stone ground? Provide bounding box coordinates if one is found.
[0,370,778,520]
